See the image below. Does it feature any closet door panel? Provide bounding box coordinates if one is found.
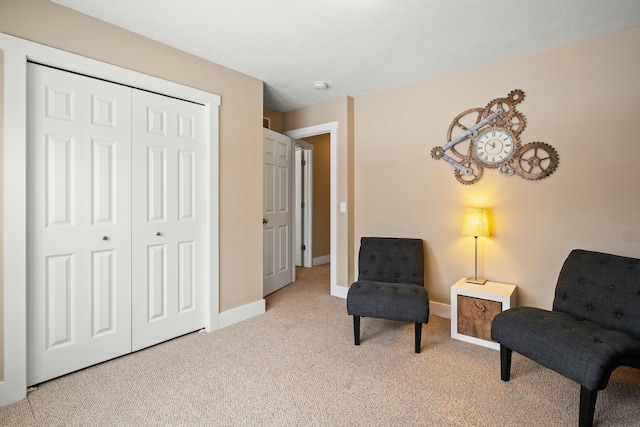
[81,72,132,366]
[45,254,76,349]
[28,65,86,385]
[27,64,132,386]
[147,243,168,321]
[178,240,196,312]
[91,249,117,336]
[146,145,167,222]
[132,90,205,351]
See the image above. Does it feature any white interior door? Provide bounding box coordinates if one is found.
[294,140,313,268]
[131,90,205,351]
[294,147,302,266]
[263,129,293,296]
[27,63,132,386]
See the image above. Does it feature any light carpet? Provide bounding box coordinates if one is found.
[2,264,639,426]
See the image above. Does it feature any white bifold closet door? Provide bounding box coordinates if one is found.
[131,90,204,352]
[27,64,133,386]
[27,63,204,386]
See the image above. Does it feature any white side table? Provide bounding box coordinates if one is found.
[450,278,516,350]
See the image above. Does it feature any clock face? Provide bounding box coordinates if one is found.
[474,128,515,165]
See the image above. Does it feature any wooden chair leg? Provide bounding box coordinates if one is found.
[500,345,512,381]
[579,386,597,427]
[353,316,360,345]
[415,323,422,353]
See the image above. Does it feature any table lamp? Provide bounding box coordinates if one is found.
[462,207,490,285]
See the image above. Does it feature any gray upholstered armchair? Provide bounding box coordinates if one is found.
[346,237,429,353]
[491,249,640,427]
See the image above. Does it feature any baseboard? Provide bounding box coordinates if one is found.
[331,284,349,299]
[430,301,451,319]
[313,255,330,266]
[215,292,450,329]
[218,299,266,329]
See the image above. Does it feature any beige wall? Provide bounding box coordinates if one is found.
[0,0,264,384]
[2,0,638,391]
[302,134,331,259]
[263,108,284,134]
[354,27,640,308]
[284,97,355,285]
[0,49,3,380]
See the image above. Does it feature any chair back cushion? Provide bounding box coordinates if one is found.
[357,237,424,286]
[553,249,640,338]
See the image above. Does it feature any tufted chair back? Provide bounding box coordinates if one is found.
[357,237,424,286]
[553,249,640,339]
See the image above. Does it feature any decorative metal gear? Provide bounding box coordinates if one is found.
[454,160,483,185]
[430,89,559,184]
[505,111,527,136]
[482,97,515,127]
[431,146,444,160]
[507,89,525,105]
[498,163,516,176]
[446,108,484,160]
[514,142,559,180]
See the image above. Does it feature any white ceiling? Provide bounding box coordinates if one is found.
[52,0,640,112]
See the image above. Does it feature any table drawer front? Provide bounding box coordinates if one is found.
[457,295,502,341]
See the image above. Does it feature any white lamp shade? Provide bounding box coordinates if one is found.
[462,208,490,237]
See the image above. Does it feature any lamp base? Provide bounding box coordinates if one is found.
[465,277,487,285]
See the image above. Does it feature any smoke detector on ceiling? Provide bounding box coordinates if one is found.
[314,82,329,90]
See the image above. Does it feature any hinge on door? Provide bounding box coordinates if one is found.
[302,159,307,166]
[301,202,305,208]
[302,245,306,251]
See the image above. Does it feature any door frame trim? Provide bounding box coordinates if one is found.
[285,122,341,297]
[0,33,220,405]
[294,139,313,268]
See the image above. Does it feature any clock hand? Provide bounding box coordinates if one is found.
[442,108,504,151]
[441,154,473,175]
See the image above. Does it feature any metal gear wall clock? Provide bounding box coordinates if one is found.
[431,90,559,185]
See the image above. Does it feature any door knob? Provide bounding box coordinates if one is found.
[102,236,108,241]
[156,232,161,236]
[263,218,268,224]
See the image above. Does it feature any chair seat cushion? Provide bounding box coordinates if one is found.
[492,306,640,390]
[347,280,429,323]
